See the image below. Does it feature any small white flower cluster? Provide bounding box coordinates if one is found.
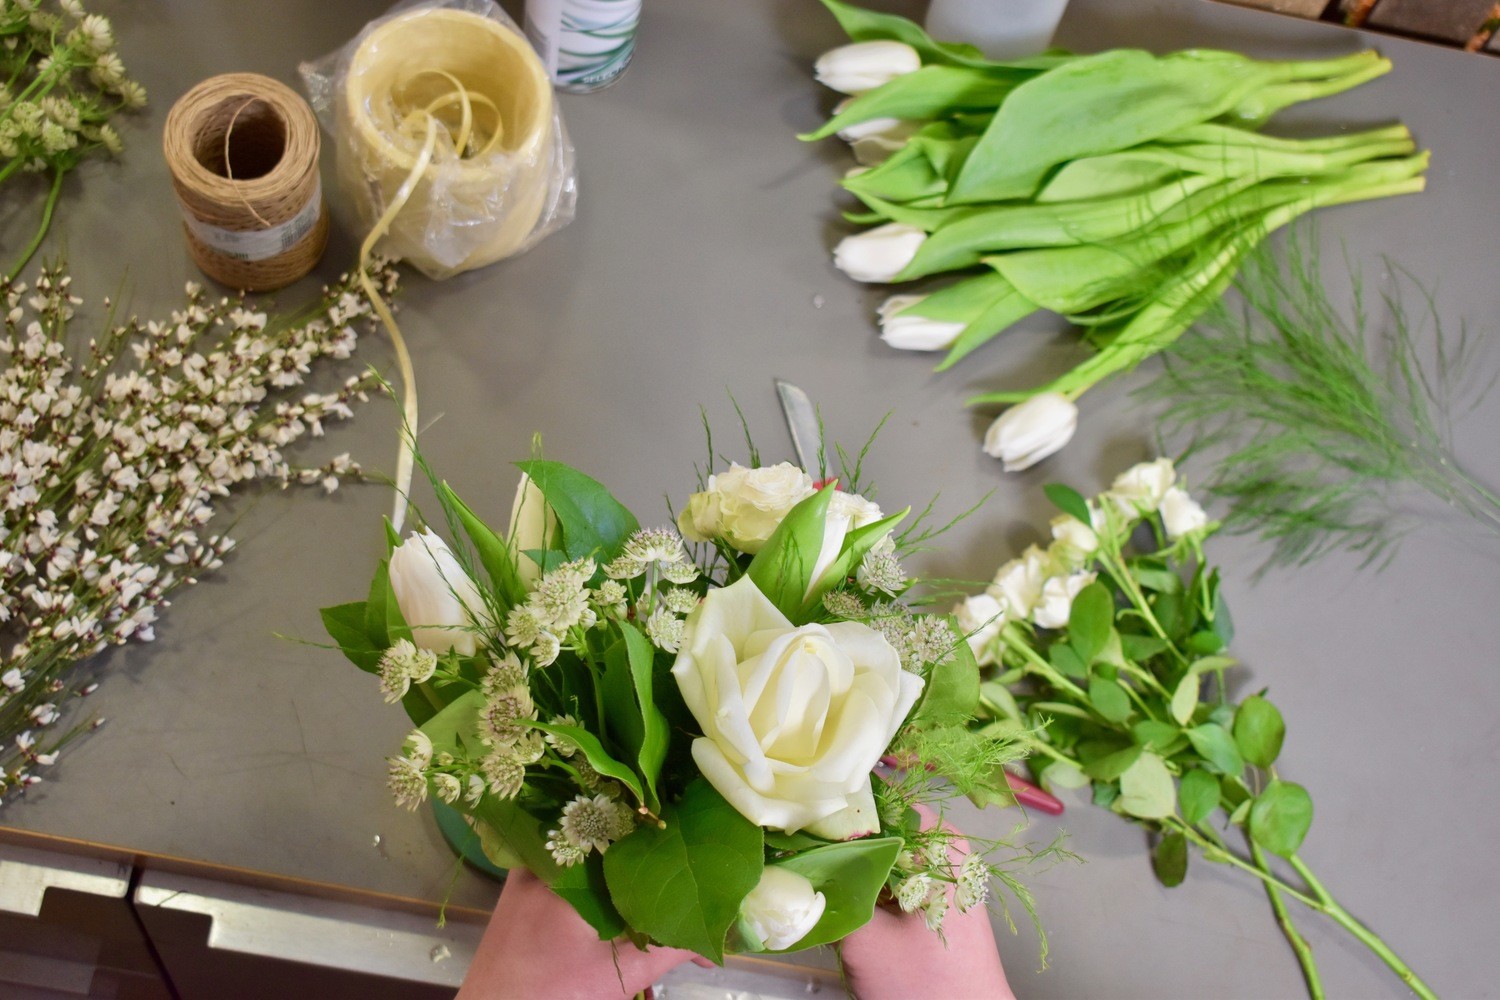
[546,792,636,868]
[954,459,1212,664]
[604,527,702,653]
[376,639,436,704]
[892,846,992,934]
[504,557,597,666]
[867,603,956,675]
[0,1,144,171]
[0,261,394,793]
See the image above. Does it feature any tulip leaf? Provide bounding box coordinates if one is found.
[603,779,763,963]
[1249,780,1314,858]
[515,460,639,565]
[419,689,486,754]
[320,601,381,673]
[801,505,909,616]
[817,0,1070,72]
[524,720,646,807]
[765,837,903,952]
[602,623,669,811]
[1118,751,1175,819]
[1152,831,1189,888]
[801,65,1020,142]
[1233,695,1285,769]
[748,485,836,623]
[934,280,1040,372]
[1178,768,1221,827]
[438,481,527,607]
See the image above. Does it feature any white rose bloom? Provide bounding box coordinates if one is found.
[388,530,487,656]
[833,223,926,283]
[814,40,921,95]
[953,593,1004,665]
[1106,458,1177,516]
[982,393,1078,472]
[677,463,815,554]
[878,294,966,352]
[672,577,924,838]
[989,545,1050,621]
[738,866,827,952]
[1050,511,1098,558]
[1160,486,1208,538]
[508,472,557,588]
[1032,571,1097,629]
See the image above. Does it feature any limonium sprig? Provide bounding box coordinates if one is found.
[0,259,396,797]
[1,0,146,279]
[957,460,1435,999]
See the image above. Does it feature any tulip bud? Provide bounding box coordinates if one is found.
[833,98,920,165]
[508,472,558,587]
[1160,486,1209,538]
[878,294,966,351]
[738,866,827,952]
[833,223,925,283]
[983,393,1078,472]
[814,40,921,95]
[388,530,487,656]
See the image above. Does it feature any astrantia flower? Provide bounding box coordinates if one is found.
[896,873,933,913]
[546,715,579,756]
[480,651,527,694]
[530,631,561,667]
[386,755,428,810]
[478,685,535,746]
[922,891,949,933]
[504,604,545,648]
[546,828,586,867]
[560,793,630,855]
[480,752,526,800]
[602,554,645,580]
[431,773,461,804]
[822,590,866,620]
[856,550,906,595]
[643,605,685,653]
[624,527,685,566]
[663,587,699,615]
[956,853,990,913]
[591,580,628,617]
[377,639,438,704]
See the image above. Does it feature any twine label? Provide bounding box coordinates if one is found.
[180,178,323,262]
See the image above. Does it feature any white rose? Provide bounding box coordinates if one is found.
[1050,511,1098,559]
[738,866,827,952]
[988,545,1050,620]
[814,40,921,95]
[388,530,486,656]
[508,472,557,588]
[953,593,1004,665]
[672,577,924,838]
[1160,486,1208,539]
[1106,458,1176,516]
[677,463,815,554]
[878,294,966,352]
[1032,571,1097,629]
[982,393,1078,472]
[833,223,926,283]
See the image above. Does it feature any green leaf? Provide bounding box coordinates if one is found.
[1088,676,1133,723]
[1083,744,1141,782]
[817,0,1032,69]
[913,620,980,725]
[439,482,526,607]
[1120,634,1169,661]
[803,506,910,615]
[601,624,670,810]
[1069,583,1114,664]
[1185,723,1244,776]
[770,838,903,951]
[764,830,830,853]
[1043,483,1092,527]
[1041,759,1090,790]
[525,720,646,806]
[1131,720,1186,756]
[420,689,485,753]
[320,601,382,672]
[1152,832,1188,888]
[1212,587,1235,645]
[1249,781,1313,858]
[1189,655,1237,676]
[515,460,639,565]
[551,856,627,940]
[1233,695,1286,769]
[1178,769,1221,826]
[1170,673,1199,726]
[1129,565,1183,594]
[801,65,1019,142]
[1049,642,1088,680]
[603,780,763,962]
[1185,630,1224,656]
[747,485,836,623]
[1118,751,1175,819]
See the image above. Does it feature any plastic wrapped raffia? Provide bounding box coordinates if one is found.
[300,0,577,279]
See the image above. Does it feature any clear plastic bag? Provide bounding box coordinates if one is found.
[300,0,577,279]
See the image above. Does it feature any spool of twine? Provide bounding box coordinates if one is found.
[163,73,328,292]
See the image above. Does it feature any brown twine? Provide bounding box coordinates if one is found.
[163,73,327,292]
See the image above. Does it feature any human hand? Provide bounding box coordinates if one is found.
[837,807,1016,1000]
[457,868,704,999]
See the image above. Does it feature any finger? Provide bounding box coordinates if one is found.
[611,943,700,994]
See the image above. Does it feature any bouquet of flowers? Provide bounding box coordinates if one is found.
[955,460,1433,998]
[324,447,1055,961]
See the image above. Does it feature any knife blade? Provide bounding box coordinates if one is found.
[774,378,820,473]
[774,381,1065,816]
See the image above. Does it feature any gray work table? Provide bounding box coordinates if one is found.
[3,0,1496,996]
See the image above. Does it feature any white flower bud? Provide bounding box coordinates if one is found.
[982,393,1078,472]
[1161,486,1208,538]
[833,223,926,283]
[388,530,487,656]
[1032,571,1096,629]
[878,294,965,351]
[814,40,921,95]
[738,866,826,952]
[953,593,1004,664]
[1106,458,1177,516]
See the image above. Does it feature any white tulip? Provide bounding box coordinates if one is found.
[388,530,487,656]
[1106,458,1177,516]
[982,393,1078,472]
[1160,486,1209,538]
[878,294,966,351]
[832,99,921,165]
[1032,571,1097,629]
[738,867,827,952]
[810,490,885,596]
[814,40,921,95]
[672,577,924,838]
[833,223,926,283]
[953,592,1005,665]
[508,472,557,588]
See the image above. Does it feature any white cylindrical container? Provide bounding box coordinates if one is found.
[924,0,1069,61]
[524,0,642,93]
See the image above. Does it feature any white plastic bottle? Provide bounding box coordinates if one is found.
[923,0,1070,61]
[524,0,642,93]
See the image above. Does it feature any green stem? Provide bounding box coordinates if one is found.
[0,157,22,186]
[1286,856,1437,1000]
[1250,837,1324,999]
[1163,819,1321,910]
[1001,630,1088,702]
[7,164,64,281]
